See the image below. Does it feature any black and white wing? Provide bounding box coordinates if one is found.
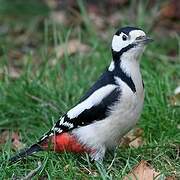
[40,70,121,141]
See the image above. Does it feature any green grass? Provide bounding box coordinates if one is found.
[0,2,180,179]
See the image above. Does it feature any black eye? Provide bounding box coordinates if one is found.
[122,35,127,41]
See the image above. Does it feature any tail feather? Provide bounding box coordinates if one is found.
[9,144,43,163]
[9,133,91,163]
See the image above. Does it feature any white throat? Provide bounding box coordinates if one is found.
[120,44,144,75]
[120,54,139,76]
[120,52,143,94]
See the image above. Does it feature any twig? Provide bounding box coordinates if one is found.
[81,164,93,175]
[21,161,42,180]
[26,93,59,112]
[107,151,117,171]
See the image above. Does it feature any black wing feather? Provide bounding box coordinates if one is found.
[80,69,117,101]
[39,70,121,141]
[67,87,121,126]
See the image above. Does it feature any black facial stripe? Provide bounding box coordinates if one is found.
[113,60,136,93]
[117,68,136,93]
[112,43,135,60]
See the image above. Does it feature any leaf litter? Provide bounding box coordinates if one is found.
[120,128,144,148]
[123,160,160,180]
[169,86,180,106]
[55,39,91,58]
[0,130,25,150]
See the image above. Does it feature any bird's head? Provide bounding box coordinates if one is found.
[111,27,152,61]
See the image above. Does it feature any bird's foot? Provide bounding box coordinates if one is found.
[90,146,106,162]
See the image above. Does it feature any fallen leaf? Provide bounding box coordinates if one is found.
[169,86,180,106]
[0,130,25,150]
[89,13,106,30]
[87,4,100,14]
[151,0,180,34]
[8,49,24,60]
[167,49,178,59]
[8,66,21,79]
[160,0,180,20]
[55,39,90,58]
[129,136,144,148]
[107,12,123,27]
[165,176,177,180]
[45,0,58,9]
[79,167,98,176]
[50,11,68,25]
[0,68,3,79]
[120,128,144,148]
[123,160,160,180]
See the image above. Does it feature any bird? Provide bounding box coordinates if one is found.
[9,26,152,163]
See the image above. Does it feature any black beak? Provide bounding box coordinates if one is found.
[135,36,153,44]
[143,36,153,44]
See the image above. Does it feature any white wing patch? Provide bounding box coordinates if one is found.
[53,127,63,133]
[108,61,115,71]
[67,84,118,119]
[59,117,65,124]
[61,121,74,128]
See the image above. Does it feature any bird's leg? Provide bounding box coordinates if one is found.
[90,145,106,162]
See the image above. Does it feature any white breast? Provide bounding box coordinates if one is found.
[72,76,144,150]
[73,56,144,151]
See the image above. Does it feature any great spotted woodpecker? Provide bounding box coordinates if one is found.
[10,26,152,163]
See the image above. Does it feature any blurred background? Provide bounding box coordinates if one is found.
[0,0,179,73]
[0,0,179,179]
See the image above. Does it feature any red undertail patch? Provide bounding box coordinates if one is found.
[41,133,91,153]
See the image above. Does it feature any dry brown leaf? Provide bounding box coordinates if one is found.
[107,12,123,27]
[165,176,177,180]
[79,167,98,176]
[123,160,160,180]
[8,66,21,79]
[44,0,58,9]
[120,128,144,148]
[0,68,4,79]
[170,94,180,106]
[129,136,144,148]
[160,0,180,19]
[50,11,68,25]
[169,86,180,106]
[8,50,24,60]
[55,39,90,58]
[89,13,106,30]
[0,130,25,150]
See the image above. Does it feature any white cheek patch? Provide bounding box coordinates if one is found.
[112,35,130,52]
[112,30,146,52]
